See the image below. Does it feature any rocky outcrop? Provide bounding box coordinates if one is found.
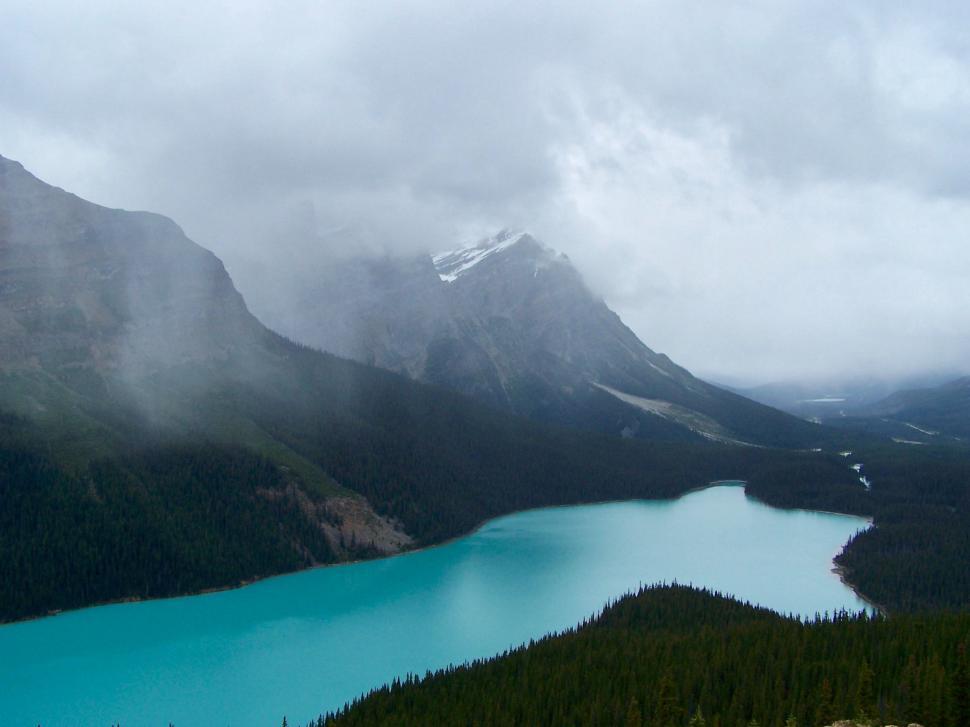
[321,496,413,556]
[257,485,413,559]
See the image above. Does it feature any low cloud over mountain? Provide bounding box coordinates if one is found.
[3,1,970,383]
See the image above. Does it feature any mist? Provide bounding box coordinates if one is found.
[3,0,969,384]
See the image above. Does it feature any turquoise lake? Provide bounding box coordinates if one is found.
[0,484,871,726]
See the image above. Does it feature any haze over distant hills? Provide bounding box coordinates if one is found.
[821,376,970,445]
[859,377,970,430]
[720,374,970,446]
[248,229,835,448]
[726,374,962,421]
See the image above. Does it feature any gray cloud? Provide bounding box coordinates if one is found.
[2,0,969,383]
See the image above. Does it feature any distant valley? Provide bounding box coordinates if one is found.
[732,376,970,446]
[827,376,970,444]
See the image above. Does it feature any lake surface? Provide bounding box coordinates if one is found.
[0,484,870,727]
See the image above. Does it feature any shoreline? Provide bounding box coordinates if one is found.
[0,486,708,627]
[0,479,876,628]
[831,562,888,615]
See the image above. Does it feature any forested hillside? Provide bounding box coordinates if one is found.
[0,440,338,621]
[745,441,970,613]
[832,444,970,612]
[315,585,970,727]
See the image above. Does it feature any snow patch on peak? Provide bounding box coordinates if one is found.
[432,229,530,283]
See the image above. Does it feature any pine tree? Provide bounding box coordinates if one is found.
[952,642,970,727]
[652,671,681,727]
[922,657,947,727]
[688,705,707,726]
[625,696,642,727]
[855,660,875,725]
[899,653,918,721]
[815,677,836,726]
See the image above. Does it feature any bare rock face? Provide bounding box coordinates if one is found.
[322,496,414,556]
[257,485,413,559]
[435,231,703,407]
[0,155,262,381]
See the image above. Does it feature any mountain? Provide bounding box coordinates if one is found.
[0,155,864,621]
[840,377,970,443]
[251,229,835,448]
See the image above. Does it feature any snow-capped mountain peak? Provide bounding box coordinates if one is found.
[432,229,531,283]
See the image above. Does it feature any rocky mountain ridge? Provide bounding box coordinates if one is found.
[0,155,259,378]
[252,228,836,448]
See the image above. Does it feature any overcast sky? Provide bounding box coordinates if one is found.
[3,0,969,384]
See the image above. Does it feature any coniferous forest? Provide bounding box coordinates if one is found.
[0,442,339,620]
[745,441,970,613]
[314,585,970,727]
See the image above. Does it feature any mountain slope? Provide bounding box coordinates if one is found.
[255,229,836,448]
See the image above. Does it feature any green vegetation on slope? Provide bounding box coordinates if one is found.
[315,585,970,727]
[0,439,341,622]
[833,444,970,612]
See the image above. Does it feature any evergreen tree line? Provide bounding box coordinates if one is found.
[314,585,970,727]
